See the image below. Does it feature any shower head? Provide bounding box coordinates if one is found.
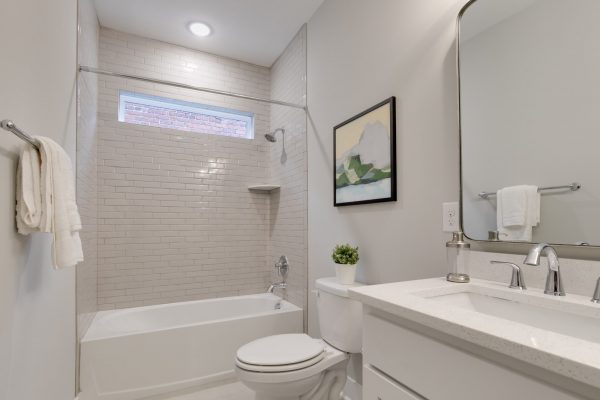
[264,128,285,143]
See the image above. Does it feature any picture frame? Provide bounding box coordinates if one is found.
[333,97,397,207]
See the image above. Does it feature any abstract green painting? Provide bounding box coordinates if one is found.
[334,97,396,206]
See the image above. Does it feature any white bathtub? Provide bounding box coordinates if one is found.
[80,293,302,400]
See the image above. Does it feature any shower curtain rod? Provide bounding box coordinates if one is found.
[79,66,307,110]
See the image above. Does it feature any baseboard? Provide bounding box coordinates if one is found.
[342,375,362,400]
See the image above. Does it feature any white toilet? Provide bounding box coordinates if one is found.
[235,277,364,400]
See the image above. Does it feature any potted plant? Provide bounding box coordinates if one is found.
[331,244,359,285]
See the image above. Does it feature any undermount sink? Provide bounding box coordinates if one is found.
[425,290,600,344]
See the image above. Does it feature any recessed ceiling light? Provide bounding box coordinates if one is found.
[188,22,212,37]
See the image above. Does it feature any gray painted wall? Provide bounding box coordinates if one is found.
[307,0,465,334]
[0,0,77,399]
[306,0,467,387]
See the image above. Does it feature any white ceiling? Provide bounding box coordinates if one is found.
[93,0,324,67]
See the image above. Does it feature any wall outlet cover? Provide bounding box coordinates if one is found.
[443,202,460,232]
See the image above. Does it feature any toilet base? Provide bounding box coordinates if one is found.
[248,373,321,400]
[241,359,348,400]
[299,360,348,400]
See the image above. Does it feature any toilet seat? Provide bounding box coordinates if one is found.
[235,338,348,385]
[236,334,326,373]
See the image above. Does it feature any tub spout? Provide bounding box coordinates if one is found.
[267,282,287,293]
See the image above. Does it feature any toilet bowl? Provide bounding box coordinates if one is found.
[235,334,348,400]
[235,278,365,400]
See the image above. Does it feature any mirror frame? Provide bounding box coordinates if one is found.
[456,0,600,249]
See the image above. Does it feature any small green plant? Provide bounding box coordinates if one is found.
[331,244,359,265]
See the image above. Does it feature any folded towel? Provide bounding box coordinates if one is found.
[528,191,541,227]
[16,137,83,269]
[497,185,540,242]
[498,186,528,226]
[16,145,44,234]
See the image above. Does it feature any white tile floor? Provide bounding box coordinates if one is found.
[148,380,355,400]
[165,382,254,400]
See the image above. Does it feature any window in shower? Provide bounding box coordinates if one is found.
[118,91,255,139]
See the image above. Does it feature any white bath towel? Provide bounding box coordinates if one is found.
[496,185,540,242]
[16,137,83,269]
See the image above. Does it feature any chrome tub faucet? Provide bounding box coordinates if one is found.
[267,255,289,294]
[267,282,287,293]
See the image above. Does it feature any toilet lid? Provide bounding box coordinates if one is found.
[236,334,325,366]
[236,351,325,373]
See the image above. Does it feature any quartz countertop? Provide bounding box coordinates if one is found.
[349,278,600,393]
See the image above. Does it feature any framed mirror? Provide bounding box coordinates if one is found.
[458,0,600,246]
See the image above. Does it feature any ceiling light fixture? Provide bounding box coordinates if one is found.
[188,22,212,37]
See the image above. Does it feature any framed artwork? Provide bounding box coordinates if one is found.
[334,97,396,207]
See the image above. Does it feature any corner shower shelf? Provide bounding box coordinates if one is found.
[248,184,280,192]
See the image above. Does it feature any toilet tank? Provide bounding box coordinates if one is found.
[315,277,364,353]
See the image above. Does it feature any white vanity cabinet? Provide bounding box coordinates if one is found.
[362,308,589,400]
[363,365,425,400]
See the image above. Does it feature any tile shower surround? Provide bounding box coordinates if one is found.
[94,28,307,311]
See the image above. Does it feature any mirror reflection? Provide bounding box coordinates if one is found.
[459,0,600,245]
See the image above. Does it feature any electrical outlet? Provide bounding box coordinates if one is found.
[443,202,460,232]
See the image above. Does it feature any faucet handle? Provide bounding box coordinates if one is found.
[592,277,600,303]
[490,261,527,290]
[275,255,289,280]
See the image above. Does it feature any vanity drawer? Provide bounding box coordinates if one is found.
[363,311,586,400]
[363,365,426,400]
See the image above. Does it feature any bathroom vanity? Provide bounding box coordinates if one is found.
[348,0,600,397]
[349,278,600,400]
[378,0,600,395]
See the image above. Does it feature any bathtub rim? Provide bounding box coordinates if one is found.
[82,292,301,342]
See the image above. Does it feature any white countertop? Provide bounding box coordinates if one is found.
[349,277,600,392]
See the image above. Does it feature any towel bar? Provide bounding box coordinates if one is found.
[1,119,39,149]
[478,183,581,199]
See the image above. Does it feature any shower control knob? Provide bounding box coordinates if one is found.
[275,255,289,280]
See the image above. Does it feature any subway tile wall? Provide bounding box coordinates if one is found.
[76,0,99,340]
[268,26,308,315]
[95,28,277,309]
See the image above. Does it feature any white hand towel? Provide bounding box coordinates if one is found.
[497,185,540,242]
[528,190,541,226]
[16,145,45,234]
[498,186,528,227]
[16,137,83,269]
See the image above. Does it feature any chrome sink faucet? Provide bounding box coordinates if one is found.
[524,243,565,296]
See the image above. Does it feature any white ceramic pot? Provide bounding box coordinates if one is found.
[335,263,357,285]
